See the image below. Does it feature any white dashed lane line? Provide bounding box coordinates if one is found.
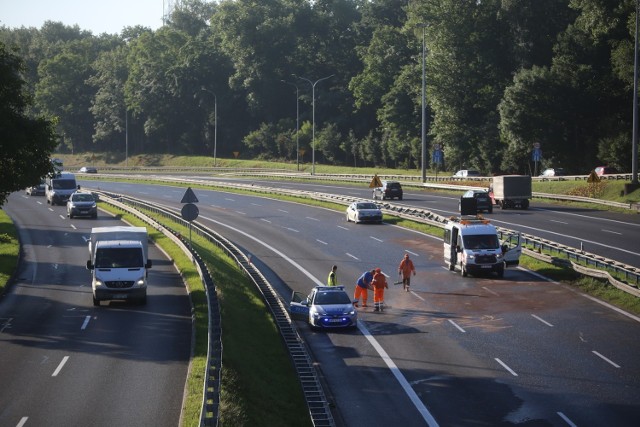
[52,356,69,377]
[531,314,554,327]
[448,319,466,333]
[495,358,518,376]
[592,351,620,368]
[370,236,383,242]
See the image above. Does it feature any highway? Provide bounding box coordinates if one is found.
[198,177,640,270]
[0,192,192,427]
[81,180,640,426]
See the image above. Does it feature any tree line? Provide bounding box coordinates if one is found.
[1,0,637,176]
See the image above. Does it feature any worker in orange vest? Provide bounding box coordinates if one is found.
[354,269,374,307]
[398,253,416,292]
[371,268,388,312]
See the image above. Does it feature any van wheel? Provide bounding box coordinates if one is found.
[461,263,468,277]
[448,263,455,271]
[93,296,100,306]
[497,265,505,278]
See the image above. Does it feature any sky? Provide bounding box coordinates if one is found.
[1,0,166,35]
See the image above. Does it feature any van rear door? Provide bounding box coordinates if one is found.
[501,232,521,267]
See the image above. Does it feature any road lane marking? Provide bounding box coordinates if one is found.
[550,220,568,225]
[59,215,65,220]
[278,209,288,213]
[592,351,620,368]
[346,253,359,260]
[316,239,328,245]
[305,217,319,221]
[358,322,439,426]
[557,412,577,427]
[52,356,69,377]
[81,315,91,330]
[0,318,13,333]
[48,208,54,212]
[495,358,518,376]
[531,314,553,327]
[70,224,77,230]
[405,250,419,257]
[199,212,440,426]
[337,225,348,231]
[234,211,246,215]
[225,198,235,201]
[370,236,383,242]
[251,203,262,206]
[448,319,466,333]
[482,286,499,296]
[284,227,299,233]
[260,219,271,223]
[17,417,28,427]
[601,229,622,235]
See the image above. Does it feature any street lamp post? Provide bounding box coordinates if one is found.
[295,73,334,175]
[125,109,128,168]
[419,23,428,183]
[281,80,300,171]
[199,88,218,167]
[632,0,639,187]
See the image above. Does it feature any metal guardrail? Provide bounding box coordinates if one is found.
[92,190,335,427]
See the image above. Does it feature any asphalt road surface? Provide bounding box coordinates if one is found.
[81,180,640,427]
[0,192,192,427]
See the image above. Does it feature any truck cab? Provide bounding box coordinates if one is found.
[444,217,521,278]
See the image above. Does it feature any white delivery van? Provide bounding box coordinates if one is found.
[86,226,151,306]
[444,217,521,278]
[46,172,78,205]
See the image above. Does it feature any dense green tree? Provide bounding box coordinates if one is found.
[0,41,57,206]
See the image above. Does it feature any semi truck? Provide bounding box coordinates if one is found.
[490,175,532,209]
[444,217,521,278]
[86,226,152,306]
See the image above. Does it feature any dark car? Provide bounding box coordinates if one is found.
[67,191,98,219]
[372,180,403,201]
[26,182,46,196]
[459,189,493,214]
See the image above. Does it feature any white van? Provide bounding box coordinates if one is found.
[444,217,521,278]
[46,172,78,205]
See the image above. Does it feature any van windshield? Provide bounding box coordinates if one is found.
[96,248,144,268]
[52,179,77,190]
[463,234,499,250]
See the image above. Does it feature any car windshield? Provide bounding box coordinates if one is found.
[73,194,94,202]
[96,247,143,268]
[314,291,352,305]
[462,234,499,250]
[357,203,378,210]
[52,179,76,190]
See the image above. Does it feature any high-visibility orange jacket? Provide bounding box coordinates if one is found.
[398,258,415,279]
[372,272,388,289]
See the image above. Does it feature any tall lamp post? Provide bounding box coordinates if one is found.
[295,73,334,175]
[419,23,428,183]
[199,87,218,167]
[632,0,639,187]
[125,109,128,168]
[281,80,300,171]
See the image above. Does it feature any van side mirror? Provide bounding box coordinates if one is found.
[77,184,81,189]
[456,245,462,253]
[146,260,153,269]
[86,260,94,270]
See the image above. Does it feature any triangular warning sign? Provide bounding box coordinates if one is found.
[369,174,383,188]
[181,187,199,203]
[587,171,600,183]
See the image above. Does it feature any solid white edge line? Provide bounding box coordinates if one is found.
[199,213,439,425]
[531,314,554,327]
[495,358,518,376]
[358,321,439,427]
[81,315,91,330]
[52,356,69,377]
[557,411,577,427]
[592,351,621,368]
[448,319,466,333]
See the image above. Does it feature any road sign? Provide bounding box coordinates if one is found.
[532,148,542,162]
[181,203,199,221]
[180,187,199,204]
[369,174,383,188]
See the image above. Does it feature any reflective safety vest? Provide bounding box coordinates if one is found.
[327,271,337,286]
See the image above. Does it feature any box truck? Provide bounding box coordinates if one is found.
[490,175,532,209]
[86,226,151,306]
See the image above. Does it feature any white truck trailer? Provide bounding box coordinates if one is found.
[86,226,152,306]
[491,175,532,209]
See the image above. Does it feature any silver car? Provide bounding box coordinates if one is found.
[67,192,98,219]
[346,202,383,224]
[289,286,357,329]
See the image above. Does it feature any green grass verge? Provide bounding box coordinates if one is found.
[0,210,20,297]
[98,204,310,427]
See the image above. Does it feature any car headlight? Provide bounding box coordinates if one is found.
[94,279,103,287]
[310,306,325,317]
[136,278,146,287]
[496,253,503,260]
[346,308,356,316]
